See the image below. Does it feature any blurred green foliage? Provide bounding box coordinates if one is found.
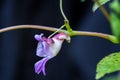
[96,52,120,80]
[110,0,120,41]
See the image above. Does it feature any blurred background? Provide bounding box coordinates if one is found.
[0,0,120,80]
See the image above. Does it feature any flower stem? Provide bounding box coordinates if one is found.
[0,25,119,44]
[93,0,110,22]
[48,25,65,38]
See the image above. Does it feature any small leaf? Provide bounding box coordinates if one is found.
[92,0,110,12]
[96,52,120,80]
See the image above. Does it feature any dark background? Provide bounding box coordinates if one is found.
[0,0,120,80]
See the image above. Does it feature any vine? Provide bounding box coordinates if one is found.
[0,0,120,80]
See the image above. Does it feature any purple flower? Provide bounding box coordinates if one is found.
[34,33,70,76]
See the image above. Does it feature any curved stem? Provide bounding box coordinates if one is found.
[60,0,68,20]
[0,25,119,44]
[60,0,73,33]
[72,31,119,44]
[0,25,66,33]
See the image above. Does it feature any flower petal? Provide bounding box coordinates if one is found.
[34,57,50,75]
[34,33,44,41]
[35,35,55,57]
[36,41,46,57]
[36,40,54,57]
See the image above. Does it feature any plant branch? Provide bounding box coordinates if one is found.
[0,25,119,44]
[93,0,110,22]
[0,25,66,33]
[72,31,119,44]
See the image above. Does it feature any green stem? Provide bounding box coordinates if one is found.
[71,30,119,44]
[60,0,72,33]
[0,25,119,44]
[64,20,72,33]
[60,0,68,20]
[0,25,66,33]
[93,0,110,22]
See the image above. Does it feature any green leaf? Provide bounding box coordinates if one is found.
[110,13,120,40]
[92,0,110,12]
[109,0,120,14]
[96,52,120,80]
[110,0,120,40]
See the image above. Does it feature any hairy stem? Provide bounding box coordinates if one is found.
[93,0,110,22]
[0,25,119,44]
